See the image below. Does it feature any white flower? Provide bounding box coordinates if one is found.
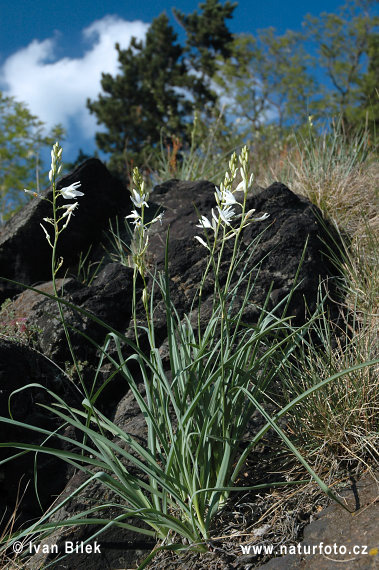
[197,215,212,229]
[125,209,141,222]
[60,181,84,200]
[251,212,270,221]
[214,186,223,203]
[194,235,210,250]
[131,189,148,209]
[60,202,79,229]
[196,211,217,232]
[242,209,270,223]
[223,189,237,205]
[217,205,236,225]
[151,212,165,225]
[40,223,52,247]
[61,202,79,219]
[235,173,254,194]
[215,186,237,206]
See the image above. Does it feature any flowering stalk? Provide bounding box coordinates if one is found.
[194,146,269,438]
[124,168,166,507]
[25,142,86,389]
[195,146,269,288]
[125,167,164,346]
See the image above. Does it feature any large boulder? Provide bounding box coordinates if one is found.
[0,159,129,304]
[0,339,81,531]
[0,263,141,412]
[146,179,341,325]
[29,263,138,364]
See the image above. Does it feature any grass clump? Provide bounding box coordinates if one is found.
[245,118,378,482]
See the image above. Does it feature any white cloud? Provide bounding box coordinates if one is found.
[0,16,149,143]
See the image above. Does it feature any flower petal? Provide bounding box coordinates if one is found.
[196,215,212,229]
[125,209,140,221]
[251,213,270,221]
[131,189,149,208]
[223,189,237,205]
[194,235,210,250]
[60,181,84,199]
[61,202,78,218]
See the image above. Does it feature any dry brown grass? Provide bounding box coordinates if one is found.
[257,136,378,238]
[255,123,379,472]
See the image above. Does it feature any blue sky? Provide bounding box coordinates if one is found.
[0,0,348,164]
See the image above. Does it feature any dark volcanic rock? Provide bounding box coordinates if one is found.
[31,263,138,363]
[1,174,344,407]
[258,471,378,569]
[0,159,128,303]
[147,179,341,326]
[0,255,146,421]
[0,339,81,531]
[4,263,142,411]
[0,163,347,558]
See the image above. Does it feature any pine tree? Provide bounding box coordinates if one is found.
[174,0,236,107]
[87,14,189,176]
[87,1,237,177]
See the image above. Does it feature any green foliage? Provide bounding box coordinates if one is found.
[214,0,378,145]
[76,245,105,286]
[290,117,372,214]
[86,0,377,176]
[304,0,379,128]
[279,224,379,466]
[87,13,188,177]
[87,1,237,178]
[0,91,64,223]
[174,0,236,81]
[351,31,379,132]
[153,110,239,183]
[215,29,315,135]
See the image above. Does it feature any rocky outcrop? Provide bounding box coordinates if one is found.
[0,177,342,404]
[257,471,378,569]
[0,160,346,564]
[0,339,81,531]
[148,179,340,324]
